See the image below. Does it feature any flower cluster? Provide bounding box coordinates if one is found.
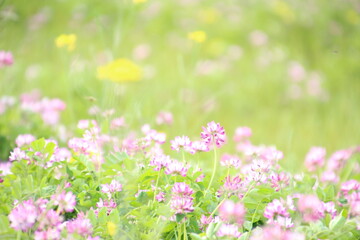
[170,182,194,214]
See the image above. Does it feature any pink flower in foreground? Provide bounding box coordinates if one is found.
[51,191,76,213]
[264,199,293,228]
[34,228,61,240]
[250,224,305,240]
[297,195,325,222]
[9,199,38,231]
[66,212,93,237]
[172,182,194,199]
[305,147,326,172]
[170,136,194,154]
[340,180,359,197]
[0,51,13,67]
[170,197,194,214]
[201,121,226,148]
[219,200,245,225]
[323,202,337,218]
[216,224,242,238]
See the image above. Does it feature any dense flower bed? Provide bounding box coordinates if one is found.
[0,109,359,239]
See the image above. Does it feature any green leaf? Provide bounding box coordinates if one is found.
[109,209,120,224]
[189,233,205,240]
[30,138,46,152]
[175,213,186,223]
[329,214,346,231]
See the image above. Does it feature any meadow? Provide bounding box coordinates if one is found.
[0,0,359,239]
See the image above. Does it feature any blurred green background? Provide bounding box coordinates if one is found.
[0,0,359,171]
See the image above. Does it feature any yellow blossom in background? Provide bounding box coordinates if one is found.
[133,0,147,4]
[97,58,142,83]
[346,10,360,25]
[188,31,207,43]
[55,34,77,51]
[272,0,295,23]
[107,221,117,237]
[198,8,220,24]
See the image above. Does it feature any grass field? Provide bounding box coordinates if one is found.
[1,0,360,171]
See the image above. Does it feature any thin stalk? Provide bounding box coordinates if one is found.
[183,221,188,240]
[206,145,217,192]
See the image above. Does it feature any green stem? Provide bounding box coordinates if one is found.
[16,231,21,240]
[183,222,188,240]
[153,169,161,201]
[210,197,226,217]
[206,145,218,192]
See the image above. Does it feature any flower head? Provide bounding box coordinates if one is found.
[9,199,38,231]
[188,31,207,43]
[297,195,325,222]
[55,34,76,51]
[97,58,142,83]
[51,191,76,213]
[219,200,246,225]
[201,121,226,148]
[0,50,13,67]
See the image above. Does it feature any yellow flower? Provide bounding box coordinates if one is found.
[97,58,142,83]
[272,1,295,23]
[133,0,147,4]
[107,221,117,237]
[188,31,207,43]
[346,10,360,25]
[55,34,77,51]
[198,8,220,24]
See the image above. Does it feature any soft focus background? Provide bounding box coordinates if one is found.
[0,0,359,171]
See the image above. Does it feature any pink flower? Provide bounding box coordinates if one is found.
[170,136,194,154]
[51,191,76,213]
[66,212,93,237]
[320,171,339,183]
[288,61,306,82]
[264,199,293,228]
[172,182,194,199]
[101,180,123,196]
[322,202,337,218]
[0,51,13,67]
[8,199,38,231]
[15,134,36,147]
[340,180,359,196]
[297,195,325,222]
[110,117,126,129]
[233,126,252,142]
[165,160,189,177]
[95,198,117,215]
[9,147,28,161]
[327,149,353,171]
[200,121,226,148]
[156,192,166,202]
[38,209,63,230]
[305,147,326,172]
[216,224,242,238]
[349,192,360,216]
[250,224,305,240]
[191,140,210,152]
[34,228,61,240]
[249,30,268,46]
[270,172,290,191]
[220,154,241,168]
[218,175,244,197]
[219,200,245,225]
[156,111,173,125]
[170,198,194,214]
[149,154,171,171]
